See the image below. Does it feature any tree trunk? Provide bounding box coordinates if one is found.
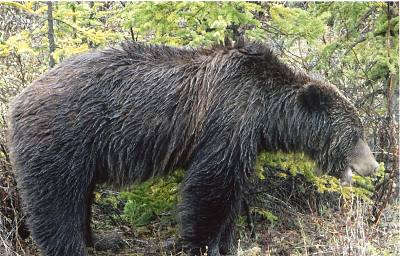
[47,1,56,68]
[72,3,77,39]
[88,1,95,48]
[370,2,399,224]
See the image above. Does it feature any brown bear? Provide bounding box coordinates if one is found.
[8,42,378,256]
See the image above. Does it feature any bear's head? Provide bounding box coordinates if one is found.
[297,83,379,185]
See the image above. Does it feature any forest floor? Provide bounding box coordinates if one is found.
[2,193,399,256]
[87,199,400,256]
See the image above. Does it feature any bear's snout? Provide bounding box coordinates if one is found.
[350,159,379,177]
[341,139,379,185]
[348,139,379,176]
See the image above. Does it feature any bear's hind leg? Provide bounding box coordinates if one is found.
[20,167,94,256]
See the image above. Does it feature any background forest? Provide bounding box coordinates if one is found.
[0,2,399,256]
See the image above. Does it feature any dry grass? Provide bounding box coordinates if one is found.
[247,198,400,256]
[88,195,400,256]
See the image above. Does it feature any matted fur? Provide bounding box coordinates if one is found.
[9,42,363,256]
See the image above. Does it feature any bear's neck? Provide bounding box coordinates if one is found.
[260,87,330,158]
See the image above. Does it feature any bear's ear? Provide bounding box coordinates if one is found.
[297,84,331,111]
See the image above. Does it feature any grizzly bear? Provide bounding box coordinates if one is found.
[8,42,378,256]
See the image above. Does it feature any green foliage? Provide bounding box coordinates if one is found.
[251,207,278,225]
[119,170,184,227]
[95,191,120,208]
[256,152,315,179]
[118,2,262,46]
[270,4,329,42]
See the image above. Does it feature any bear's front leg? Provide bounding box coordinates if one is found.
[179,147,243,256]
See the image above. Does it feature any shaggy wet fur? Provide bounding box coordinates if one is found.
[9,42,363,256]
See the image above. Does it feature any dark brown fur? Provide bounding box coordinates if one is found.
[9,42,365,256]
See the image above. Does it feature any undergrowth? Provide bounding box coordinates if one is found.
[119,151,386,229]
[119,170,184,228]
[114,151,394,255]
